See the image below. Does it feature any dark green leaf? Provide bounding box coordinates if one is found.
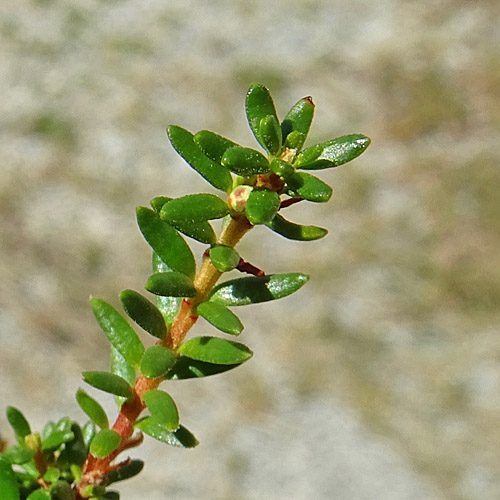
[295,134,371,170]
[197,302,243,336]
[209,273,309,306]
[135,419,198,448]
[137,207,196,279]
[150,196,171,213]
[76,390,109,429]
[0,458,20,500]
[140,346,177,379]
[104,491,120,500]
[152,253,181,328]
[286,172,332,202]
[81,486,106,498]
[270,158,294,179]
[166,357,240,380]
[193,130,239,164]
[222,147,270,176]
[49,481,75,500]
[119,289,167,340]
[90,298,144,369]
[209,246,240,272]
[167,125,233,192]
[107,459,144,484]
[259,114,282,155]
[145,272,197,298]
[143,390,179,431]
[6,407,31,444]
[245,189,280,225]
[167,219,216,245]
[160,194,229,224]
[82,372,133,400]
[82,421,96,449]
[26,490,51,500]
[57,423,87,467]
[89,430,121,459]
[42,430,74,451]
[1,445,34,465]
[267,214,328,241]
[246,83,279,151]
[281,96,315,149]
[178,336,252,365]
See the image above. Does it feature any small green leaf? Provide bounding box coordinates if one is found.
[270,158,294,179]
[89,430,121,459]
[90,298,145,369]
[267,214,328,241]
[281,96,315,149]
[209,273,309,306]
[222,147,270,176]
[1,445,34,465]
[245,189,280,225]
[150,196,171,213]
[137,207,196,279]
[43,468,60,483]
[197,302,243,336]
[166,357,239,379]
[167,125,233,192]
[160,194,229,224]
[107,459,144,484]
[82,372,133,400]
[119,289,167,340]
[76,390,109,430]
[6,407,31,444]
[0,458,20,500]
[286,172,332,202]
[152,253,181,328]
[178,336,252,365]
[259,114,282,155]
[110,347,136,388]
[82,422,96,449]
[295,134,371,170]
[143,390,179,431]
[167,219,216,245]
[57,423,87,467]
[135,419,198,448]
[49,481,75,500]
[104,491,120,500]
[193,130,239,164]
[246,83,279,151]
[209,246,240,272]
[145,272,197,298]
[140,345,177,379]
[82,485,107,498]
[41,430,74,451]
[27,490,51,500]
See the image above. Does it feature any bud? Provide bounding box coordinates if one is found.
[227,185,253,213]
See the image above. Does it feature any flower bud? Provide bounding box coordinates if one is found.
[227,185,253,213]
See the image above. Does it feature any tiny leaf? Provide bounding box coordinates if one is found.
[197,302,243,336]
[49,481,75,500]
[270,158,294,179]
[145,272,197,298]
[259,114,282,155]
[281,96,315,149]
[107,459,144,484]
[143,390,179,431]
[286,172,332,202]
[245,189,280,225]
[150,196,171,213]
[152,253,181,328]
[135,419,198,448]
[166,357,240,380]
[246,83,279,150]
[222,147,270,176]
[167,219,216,245]
[160,194,229,223]
[140,345,177,379]
[42,430,74,451]
[6,407,31,444]
[193,130,239,164]
[110,347,136,388]
[267,214,328,241]
[26,490,50,500]
[76,390,109,430]
[89,430,121,459]
[0,458,20,500]
[82,421,96,449]
[82,371,133,400]
[209,246,240,272]
[178,336,252,365]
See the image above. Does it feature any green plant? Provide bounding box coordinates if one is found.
[0,83,370,499]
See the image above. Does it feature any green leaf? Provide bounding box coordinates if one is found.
[209,245,240,272]
[160,194,229,224]
[259,114,282,155]
[143,390,179,431]
[82,485,107,498]
[221,147,270,176]
[107,459,144,484]
[150,196,171,213]
[89,430,121,459]
[135,419,198,449]
[110,347,136,388]
[43,468,60,483]
[197,302,243,336]
[1,445,34,465]
[270,158,294,179]
[267,214,328,241]
[82,372,133,400]
[178,336,252,365]
[209,273,309,306]
[167,125,233,192]
[246,83,279,151]
[140,345,177,379]
[41,421,55,441]
[49,481,75,500]
[0,458,20,500]
[6,407,31,444]
[104,491,120,500]
[145,272,197,298]
[281,96,315,150]
[193,130,239,164]
[245,189,280,225]
[81,421,96,449]
[27,490,51,500]
[57,423,87,467]
[41,430,74,451]
[152,253,181,328]
[286,172,332,202]
[166,357,240,379]
[90,298,145,369]
[295,134,371,170]
[166,219,216,245]
[119,289,167,340]
[76,390,109,430]
[136,207,196,279]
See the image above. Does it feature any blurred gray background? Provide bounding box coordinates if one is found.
[1,1,499,499]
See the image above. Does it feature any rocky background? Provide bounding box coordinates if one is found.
[1,1,499,499]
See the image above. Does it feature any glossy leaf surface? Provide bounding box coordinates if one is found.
[76,390,109,429]
[167,125,233,192]
[259,114,282,155]
[82,421,96,449]
[6,407,31,444]
[160,194,229,223]
[110,347,135,388]
[194,130,238,164]
[286,172,332,202]
[90,298,144,369]
[143,390,179,431]
[209,245,240,272]
[140,345,177,379]
[166,357,240,380]
[152,253,181,327]
[57,422,87,466]
[281,96,315,149]
[135,419,198,448]
[246,83,279,150]
[209,273,309,306]
[107,459,144,484]
[222,147,270,175]
[283,130,307,150]
[42,430,74,451]
[150,196,171,213]
[197,301,243,335]
[89,429,121,458]
[178,336,252,365]
[119,289,167,340]
[82,371,133,400]
[245,188,280,225]
[267,214,328,241]
[167,219,216,245]
[270,158,294,179]
[145,272,197,298]
[137,207,196,279]
[295,134,371,170]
